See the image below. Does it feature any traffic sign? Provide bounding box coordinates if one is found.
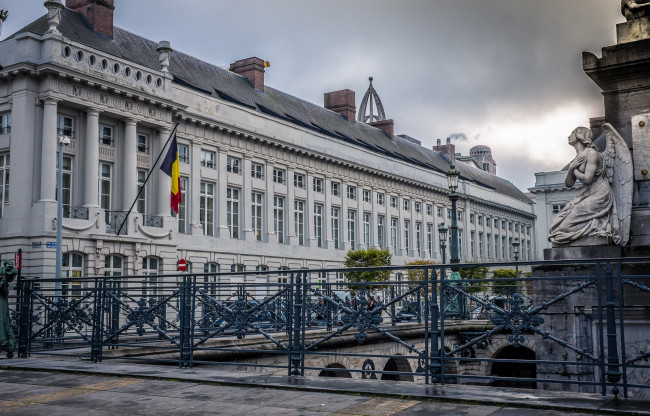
[177,258,187,272]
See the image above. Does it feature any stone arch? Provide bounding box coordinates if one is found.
[319,363,352,378]
[489,345,537,389]
[380,356,414,382]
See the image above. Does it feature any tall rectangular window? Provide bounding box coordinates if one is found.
[331,207,340,249]
[390,196,397,208]
[363,190,370,203]
[502,236,507,259]
[274,196,285,243]
[313,178,323,193]
[494,235,499,259]
[251,162,264,179]
[377,215,385,249]
[57,115,73,137]
[404,220,410,255]
[294,173,305,189]
[314,203,323,247]
[347,186,356,200]
[178,177,188,233]
[200,181,215,236]
[363,212,371,247]
[427,223,433,257]
[227,187,240,238]
[487,233,492,258]
[471,231,476,258]
[331,182,340,196]
[252,192,263,241]
[415,202,421,214]
[0,154,8,217]
[437,206,443,218]
[0,113,11,134]
[294,200,304,245]
[227,156,241,174]
[403,199,410,211]
[200,150,215,168]
[416,222,422,257]
[99,125,113,146]
[347,210,356,249]
[99,162,112,222]
[391,217,398,252]
[137,169,147,214]
[426,204,433,216]
[377,193,384,206]
[273,168,285,184]
[479,232,484,258]
[56,156,72,218]
[136,134,148,153]
[178,143,189,163]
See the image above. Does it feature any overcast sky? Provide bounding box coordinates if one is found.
[1,0,625,191]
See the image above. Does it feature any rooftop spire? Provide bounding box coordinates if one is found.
[357,76,386,123]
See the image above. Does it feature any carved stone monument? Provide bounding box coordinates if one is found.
[582,3,650,246]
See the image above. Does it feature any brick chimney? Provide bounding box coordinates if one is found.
[230,57,269,90]
[324,89,356,122]
[433,139,456,163]
[66,0,115,38]
[369,119,394,139]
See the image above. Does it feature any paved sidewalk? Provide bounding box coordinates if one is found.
[1,358,649,415]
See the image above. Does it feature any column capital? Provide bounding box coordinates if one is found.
[86,109,101,117]
[40,97,61,106]
[125,118,138,127]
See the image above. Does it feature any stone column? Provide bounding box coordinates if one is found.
[40,98,58,202]
[123,119,138,210]
[84,109,100,207]
[265,164,275,242]
[157,128,171,217]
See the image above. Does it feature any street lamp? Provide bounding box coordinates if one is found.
[56,135,70,292]
[438,224,448,264]
[512,238,520,295]
[445,165,460,265]
[445,165,467,319]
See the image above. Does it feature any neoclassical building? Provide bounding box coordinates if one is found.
[0,1,535,284]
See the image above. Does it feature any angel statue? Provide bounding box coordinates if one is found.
[548,124,633,247]
[622,0,650,21]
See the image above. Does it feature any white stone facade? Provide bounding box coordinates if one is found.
[0,7,536,282]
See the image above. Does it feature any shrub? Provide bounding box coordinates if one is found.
[343,248,392,289]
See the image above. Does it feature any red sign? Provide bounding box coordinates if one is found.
[14,251,22,270]
[177,258,187,272]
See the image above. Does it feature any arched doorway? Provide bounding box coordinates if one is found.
[490,346,536,389]
[319,363,352,378]
[381,357,414,381]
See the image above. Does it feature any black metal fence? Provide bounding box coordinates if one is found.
[6,257,650,398]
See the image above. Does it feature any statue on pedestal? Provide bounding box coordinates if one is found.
[0,259,17,358]
[549,124,633,247]
[622,0,650,21]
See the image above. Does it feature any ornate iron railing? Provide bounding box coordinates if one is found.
[7,258,650,398]
[142,215,163,228]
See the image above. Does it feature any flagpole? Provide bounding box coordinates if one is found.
[116,122,180,236]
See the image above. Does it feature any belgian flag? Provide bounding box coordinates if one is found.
[160,133,182,213]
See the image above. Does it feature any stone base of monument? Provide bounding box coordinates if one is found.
[630,208,650,246]
[617,16,650,44]
[533,246,650,397]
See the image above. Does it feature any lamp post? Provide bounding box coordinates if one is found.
[512,238,520,296]
[56,135,70,294]
[445,165,467,319]
[438,224,448,265]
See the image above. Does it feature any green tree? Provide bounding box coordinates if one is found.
[491,268,518,296]
[343,248,392,289]
[404,260,438,293]
[458,265,489,294]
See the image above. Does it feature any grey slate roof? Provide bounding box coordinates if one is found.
[8,9,532,205]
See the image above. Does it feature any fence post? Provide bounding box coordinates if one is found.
[17,279,33,358]
[390,286,396,327]
[290,272,303,376]
[429,266,443,384]
[604,262,621,396]
[110,280,120,348]
[179,275,193,368]
[90,278,104,362]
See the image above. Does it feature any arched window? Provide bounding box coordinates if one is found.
[104,254,124,276]
[204,262,219,297]
[62,252,83,299]
[141,256,159,297]
[278,266,290,284]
